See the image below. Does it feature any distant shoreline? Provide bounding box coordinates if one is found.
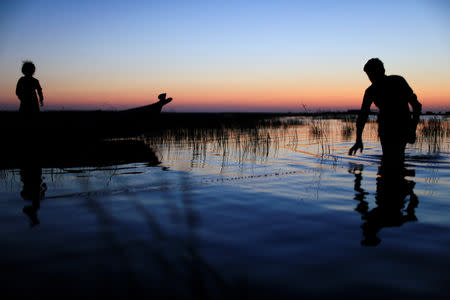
[0,110,449,116]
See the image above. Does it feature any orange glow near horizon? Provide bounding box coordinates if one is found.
[1,73,449,111]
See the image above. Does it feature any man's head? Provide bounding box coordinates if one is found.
[21,61,36,77]
[364,58,385,83]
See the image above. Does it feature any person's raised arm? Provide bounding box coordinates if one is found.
[349,89,372,155]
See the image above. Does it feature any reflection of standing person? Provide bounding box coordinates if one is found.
[16,61,44,114]
[349,58,422,163]
[361,165,418,246]
[21,166,47,227]
[349,164,418,246]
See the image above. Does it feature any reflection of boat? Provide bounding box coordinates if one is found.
[7,139,161,228]
[0,138,160,170]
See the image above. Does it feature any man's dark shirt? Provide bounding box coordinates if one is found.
[360,75,422,140]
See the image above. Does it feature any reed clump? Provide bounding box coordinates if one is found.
[420,117,450,138]
[417,117,450,153]
[308,117,329,137]
[143,126,278,164]
[340,116,356,140]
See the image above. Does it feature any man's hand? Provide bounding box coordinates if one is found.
[349,141,363,156]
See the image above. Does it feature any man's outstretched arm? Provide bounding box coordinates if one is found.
[349,90,372,155]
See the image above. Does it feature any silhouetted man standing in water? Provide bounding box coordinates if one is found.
[349,58,422,164]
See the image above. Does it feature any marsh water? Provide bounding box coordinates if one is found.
[1,116,449,299]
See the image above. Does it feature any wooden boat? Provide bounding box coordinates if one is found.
[0,94,173,169]
[122,93,172,114]
[0,94,173,136]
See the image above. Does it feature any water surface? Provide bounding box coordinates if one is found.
[1,116,449,299]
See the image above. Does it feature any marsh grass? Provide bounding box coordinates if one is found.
[340,116,356,140]
[305,116,332,156]
[309,118,328,137]
[112,115,448,168]
[417,117,450,153]
[133,115,306,165]
[420,117,450,138]
[142,126,280,166]
[142,115,382,163]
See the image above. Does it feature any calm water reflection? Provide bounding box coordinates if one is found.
[20,164,47,227]
[1,116,449,298]
[349,164,419,246]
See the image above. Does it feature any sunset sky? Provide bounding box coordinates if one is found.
[0,0,449,112]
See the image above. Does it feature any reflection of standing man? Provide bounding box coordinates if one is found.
[361,165,418,246]
[349,164,418,246]
[349,58,422,164]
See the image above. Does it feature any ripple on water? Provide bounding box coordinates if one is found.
[0,117,449,298]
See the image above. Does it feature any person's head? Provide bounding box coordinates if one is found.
[364,58,385,83]
[21,61,36,77]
